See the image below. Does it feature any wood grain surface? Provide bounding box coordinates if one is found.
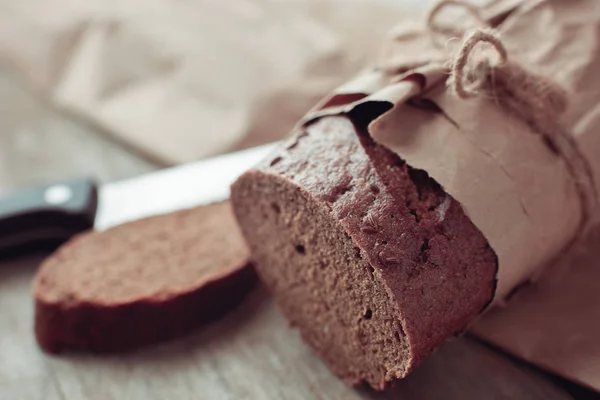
[0,256,574,400]
[0,66,586,399]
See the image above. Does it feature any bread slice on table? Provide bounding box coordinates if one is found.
[33,201,256,354]
[231,116,498,390]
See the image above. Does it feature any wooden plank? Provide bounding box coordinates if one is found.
[0,379,63,400]
[0,254,573,400]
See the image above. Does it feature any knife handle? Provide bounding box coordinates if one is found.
[0,177,98,256]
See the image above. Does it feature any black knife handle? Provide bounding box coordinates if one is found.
[0,177,98,256]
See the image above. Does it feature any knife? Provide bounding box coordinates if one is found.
[0,142,278,254]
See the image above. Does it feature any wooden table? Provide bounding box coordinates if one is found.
[0,66,596,400]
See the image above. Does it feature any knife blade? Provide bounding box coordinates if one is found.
[96,142,277,230]
[0,142,277,254]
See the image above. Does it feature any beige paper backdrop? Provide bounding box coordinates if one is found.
[0,0,435,164]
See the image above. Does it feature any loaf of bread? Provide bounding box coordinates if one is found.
[34,201,256,353]
[231,116,497,389]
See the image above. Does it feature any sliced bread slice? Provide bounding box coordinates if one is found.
[33,201,255,353]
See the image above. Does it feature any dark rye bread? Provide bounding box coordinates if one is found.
[231,116,497,389]
[33,201,256,353]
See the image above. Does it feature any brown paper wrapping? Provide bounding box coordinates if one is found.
[373,83,582,300]
[306,0,600,390]
[473,0,600,391]
[304,17,583,302]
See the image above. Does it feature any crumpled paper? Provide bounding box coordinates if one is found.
[304,0,590,296]
[0,0,424,164]
[302,0,600,391]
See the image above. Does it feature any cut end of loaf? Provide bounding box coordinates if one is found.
[231,116,497,389]
[233,172,413,388]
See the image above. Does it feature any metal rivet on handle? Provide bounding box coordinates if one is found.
[44,185,73,205]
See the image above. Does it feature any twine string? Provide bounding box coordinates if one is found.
[427,0,488,45]
[447,26,597,239]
